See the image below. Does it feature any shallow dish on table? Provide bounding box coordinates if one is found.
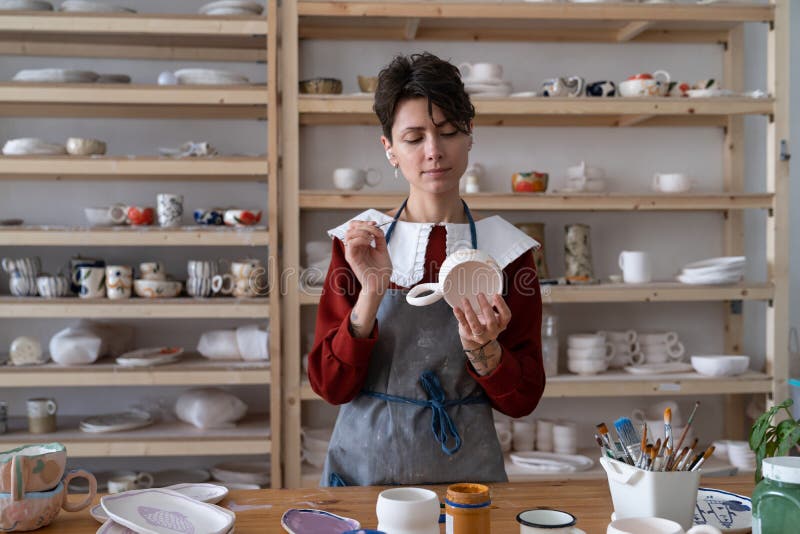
[281,509,359,534]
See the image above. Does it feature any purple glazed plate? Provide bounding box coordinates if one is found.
[281,509,360,534]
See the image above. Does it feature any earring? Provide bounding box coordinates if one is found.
[394,164,401,180]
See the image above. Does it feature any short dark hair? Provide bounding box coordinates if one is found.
[373,52,475,142]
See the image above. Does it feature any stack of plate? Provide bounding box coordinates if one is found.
[59,0,136,12]
[173,68,250,85]
[676,256,745,285]
[2,137,66,155]
[463,76,512,97]
[12,68,99,83]
[79,410,154,433]
[198,0,263,15]
[0,0,53,10]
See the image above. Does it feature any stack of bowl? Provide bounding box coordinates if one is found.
[0,443,96,531]
[301,427,332,469]
[566,333,614,375]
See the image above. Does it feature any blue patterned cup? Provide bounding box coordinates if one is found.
[194,208,224,225]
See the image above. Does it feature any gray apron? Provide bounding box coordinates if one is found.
[321,199,507,486]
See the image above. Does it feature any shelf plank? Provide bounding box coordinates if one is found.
[301,371,772,401]
[0,355,270,387]
[0,297,269,318]
[0,84,268,119]
[0,415,271,457]
[299,96,772,127]
[0,13,267,61]
[0,226,269,246]
[298,283,772,306]
[299,2,772,43]
[299,191,773,211]
[0,156,268,180]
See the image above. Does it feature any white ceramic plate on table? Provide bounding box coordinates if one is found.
[101,488,235,534]
[695,488,752,533]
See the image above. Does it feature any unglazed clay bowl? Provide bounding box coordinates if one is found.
[65,137,106,156]
[357,75,378,93]
[0,443,65,493]
[299,77,342,95]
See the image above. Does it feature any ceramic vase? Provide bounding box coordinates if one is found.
[564,223,594,283]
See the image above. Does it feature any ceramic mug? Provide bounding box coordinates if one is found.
[66,256,104,294]
[186,277,214,298]
[586,80,616,97]
[139,262,166,281]
[567,344,615,361]
[157,193,183,227]
[618,251,652,284]
[639,332,680,346]
[36,275,70,298]
[458,62,502,82]
[211,274,234,295]
[105,265,132,300]
[333,168,382,191]
[652,173,692,193]
[517,509,582,533]
[187,259,227,279]
[512,420,536,452]
[406,249,503,311]
[107,472,154,494]
[9,274,38,297]
[619,71,671,97]
[568,334,606,349]
[642,342,685,362]
[27,398,57,434]
[541,76,585,97]
[376,487,440,534]
[72,266,106,298]
[607,517,720,534]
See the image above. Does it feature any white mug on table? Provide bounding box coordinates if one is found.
[618,251,652,284]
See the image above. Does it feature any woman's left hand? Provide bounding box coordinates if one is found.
[453,293,511,350]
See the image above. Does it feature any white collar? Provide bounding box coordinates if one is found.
[327,209,540,288]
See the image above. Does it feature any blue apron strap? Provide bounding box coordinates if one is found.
[363,370,486,456]
[328,472,347,487]
[384,197,477,249]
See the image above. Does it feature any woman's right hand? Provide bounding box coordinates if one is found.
[343,220,393,296]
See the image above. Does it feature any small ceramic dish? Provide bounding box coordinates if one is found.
[695,488,752,533]
[101,488,235,534]
[199,0,263,14]
[133,279,182,298]
[126,206,155,226]
[174,68,249,85]
[65,137,106,156]
[116,347,184,367]
[299,77,342,95]
[0,442,66,493]
[690,355,750,377]
[223,209,262,226]
[281,509,359,534]
[165,483,228,505]
[211,460,270,486]
[79,410,154,433]
[357,75,378,93]
[59,0,136,13]
[97,519,136,533]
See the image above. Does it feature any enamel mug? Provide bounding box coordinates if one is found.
[406,249,503,311]
[607,517,720,534]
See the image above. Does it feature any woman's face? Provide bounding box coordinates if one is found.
[382,97,471,196]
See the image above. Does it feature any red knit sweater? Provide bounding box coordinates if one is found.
[308,225,546,418]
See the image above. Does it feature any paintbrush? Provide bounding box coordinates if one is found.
[691,446,715,472]
[594,433,614,458]
[638,424,648,468]
[648,443,658,471]
[614,417,641,465]
[678,438,699,471]
[652,438,663,471]
[597,423,626,463]
[670,447,689,471]
[667,401,700,470]
[664,407,673,462]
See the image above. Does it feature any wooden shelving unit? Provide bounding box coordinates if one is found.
[0,156,268,180]
[0,415,271,458]
[0,356,270,387]
[0,227,269,247]
[0,3,281,486]
[280,1,789,488]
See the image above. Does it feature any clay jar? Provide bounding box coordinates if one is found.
[406,249,503,311]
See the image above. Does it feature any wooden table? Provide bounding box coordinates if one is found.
[44,475,755,533]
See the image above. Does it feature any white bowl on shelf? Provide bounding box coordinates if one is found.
[690,355,750,377]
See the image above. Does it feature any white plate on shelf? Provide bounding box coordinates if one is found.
[695,488,752,533]
[509,451,593,472]
[59,0,136,13]
[677,272,743,285]
[623,362,694,375]
[79,410,154,433]
[101,488,235,534]
[0,0,53,10]
[686,88,736,98]
[199,0,263,14]
[12,68,99,83]
[116,347,183,367]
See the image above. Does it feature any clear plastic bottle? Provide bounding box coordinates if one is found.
[541,310,559,377]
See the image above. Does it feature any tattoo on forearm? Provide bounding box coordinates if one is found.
[469,346,490,366]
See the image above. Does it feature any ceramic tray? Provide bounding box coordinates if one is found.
[695,488,751,534]
[116,347,183,367]
[281,509,359,534]
[92,483,228,523]
[79,410,154,433]
[211,461,270,486]
[101,488,235,534]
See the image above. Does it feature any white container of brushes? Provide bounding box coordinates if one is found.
[599,457,700,530]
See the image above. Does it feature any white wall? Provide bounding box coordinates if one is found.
[0,4,795,476]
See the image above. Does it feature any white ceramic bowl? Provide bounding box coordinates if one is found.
[133,279,182,298]
[567,346,611,361]
[690,355,750,377]
[567,334,605,349]
[567,359,607,376]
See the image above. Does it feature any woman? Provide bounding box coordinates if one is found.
[308,52,545,486]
